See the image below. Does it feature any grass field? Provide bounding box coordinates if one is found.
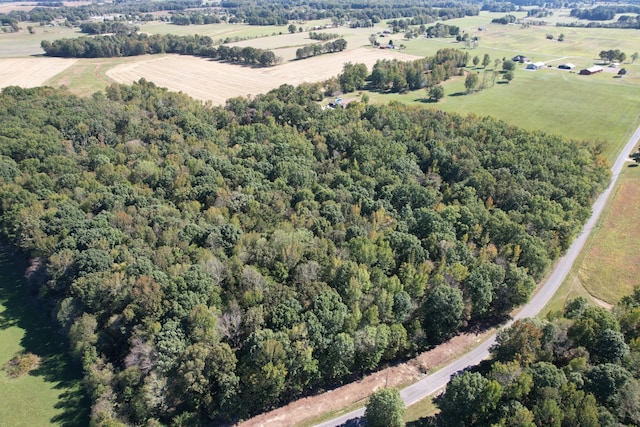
[0,23,81,58]
[543,162,640,315]
[366,65,640,163]
[0,250,88,426]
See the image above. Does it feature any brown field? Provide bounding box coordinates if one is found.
[0,1,91,13]
[106,48,420,104]
[0,57,77,88]
[229,32,325,51]
[0,2,37,13]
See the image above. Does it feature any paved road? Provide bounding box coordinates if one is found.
[316,123,640,427]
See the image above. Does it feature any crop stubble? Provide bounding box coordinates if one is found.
[106,48,420,104]
[0,58,77,89]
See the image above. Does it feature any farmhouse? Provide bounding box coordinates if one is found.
[579,66,603,75]
[526,62,545,70]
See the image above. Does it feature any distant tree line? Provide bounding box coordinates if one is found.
[295,39,347,59]
[481,2,517,13]
[425,22,460,37]
[222,0,478,26]
[368,48,468,93]
[491,14,517,24]
[0,16,19,32]
[527,8,554,18]
[559,14,640,29]
[0,0,201,25]
[570,5,640,21]
[41,33,280,66]
[0,73,609,424]
[0,0,483,30]
[386,9,474,32]
[170,12,222,26]
[599,49,627,63]
[79,21,137,35]
[308,31,339,41]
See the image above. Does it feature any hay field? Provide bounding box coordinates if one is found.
[576,166,640,304]
[0,57,77,89]
[106,48,419,104]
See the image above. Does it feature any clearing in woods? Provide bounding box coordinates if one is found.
[106,48,419,104]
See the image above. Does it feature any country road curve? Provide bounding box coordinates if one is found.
[315,123,640,427]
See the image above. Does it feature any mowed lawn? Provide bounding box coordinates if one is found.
[0,251,88,426]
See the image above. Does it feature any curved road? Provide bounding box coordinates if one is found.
[316,123,640,427]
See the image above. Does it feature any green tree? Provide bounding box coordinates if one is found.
[482,53,490,68]
[502,59,516,71]
[491,319,545,365]
[464,73,479,94]
[439,371,503,427]
[590,328,629,363]
[503,70,514,83]
[472,55,480,67]
[288,24,297,34]
[428,84,444,102]
[338,62,368,92]
[365,388,405,427]
[632,52,639,63]
[422,285,465,343]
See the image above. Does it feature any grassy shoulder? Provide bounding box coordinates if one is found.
[0,250,88,426]
[543,160,640,315]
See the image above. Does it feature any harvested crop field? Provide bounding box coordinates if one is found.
[0,58,77,89]
[106,48,420,104]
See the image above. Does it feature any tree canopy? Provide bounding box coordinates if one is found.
[432,293,640,427]
[0,77,608,424]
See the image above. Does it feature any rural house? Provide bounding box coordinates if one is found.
[579,66,603,75]
[526,62,545,70]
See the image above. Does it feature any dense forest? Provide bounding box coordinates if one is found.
[425,293,640,426]
[0,71,608,424]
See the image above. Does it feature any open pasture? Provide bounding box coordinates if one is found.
[0,23,81,58]
[403,13,640,69]
[367,63,640,162]
[106,47,419,104]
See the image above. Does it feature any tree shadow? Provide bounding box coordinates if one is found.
[336,416,366,426]
[407,416,436,426]
[448,92,466,97]
[0,248,89,426]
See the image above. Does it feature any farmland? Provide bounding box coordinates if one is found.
[0,57,76,89]
[106,47,418,104]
